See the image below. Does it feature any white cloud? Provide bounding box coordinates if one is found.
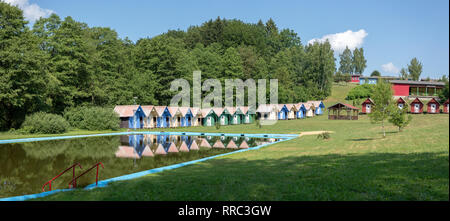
[308,29,368,53]
[381,62,400,74]
[2,0,54,22]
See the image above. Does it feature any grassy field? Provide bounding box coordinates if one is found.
[29,82,448,201]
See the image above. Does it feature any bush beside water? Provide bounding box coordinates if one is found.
[20,112,69,134]
[64,106,119,131]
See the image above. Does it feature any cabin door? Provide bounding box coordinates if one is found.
[430,104,436,113]
[398,103,403,109]
[207,117,211,126]
[233,115,238,124]
[414,104,420,113]
[366,104,371,113]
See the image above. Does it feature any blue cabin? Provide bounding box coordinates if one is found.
[180,108,193,127]
[155,106,172,128]
[296,103,306,119]
[277,104,289,120]
[313,101,326,115]
[114,105,146,129]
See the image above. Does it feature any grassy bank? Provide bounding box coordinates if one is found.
[35,113,449,200]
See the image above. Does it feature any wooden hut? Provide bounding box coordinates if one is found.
[410,98,424,114]
[285,104,298,120]
[308,101,325,115]
[114,105,146,129]
[443,99,449,114]
[190,107,203,126]
[295,103,306,119]
[327,103,359,120]
[277,104,289,120]
[304,103,315,118]
[361,98,375,114]
[426,98,440,114]
[396,97,408,110]
[256,104,279,120]
[167,107,183,127]
[141,105,157,128]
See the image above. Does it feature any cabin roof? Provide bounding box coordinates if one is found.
[327,103,359,110]
[178,107,191,116]
[361,98,375,105]
[307,101,324,108]
[114,105,141,117]
[410,97,424,105]
[141,105,154,116]
[257,104,278,112]
[427,98,439,105]
[389,80,445,86]
[397,97,407,104]
[444,99,449,105]
[153,106,167,116]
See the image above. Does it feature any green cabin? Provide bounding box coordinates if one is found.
[232,107,245,124]
[202,108,218,126]
[218,108,232,125]
[243,106,256,124]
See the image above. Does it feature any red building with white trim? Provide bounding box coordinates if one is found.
[350,74,360,83]
[396,97,407,109]
[389,80,445,98]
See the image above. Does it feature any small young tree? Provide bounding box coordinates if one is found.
[369,80,395,138]
[389,106,412,132]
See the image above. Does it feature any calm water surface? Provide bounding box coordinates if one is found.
[0,134,280,198]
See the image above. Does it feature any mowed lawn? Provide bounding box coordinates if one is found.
[37,112,449,201]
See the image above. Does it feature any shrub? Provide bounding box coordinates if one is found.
[64,106,120,131]
[346,84,375,100]
[317,132,330,140]
[21,112,69,134]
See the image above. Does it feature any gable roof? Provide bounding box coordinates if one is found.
[141,105,154,116]
[427,98,439,105]
[410,98,423,105]
[153,106,168,116]
[444,99,449,105]
[307,101,325,108]
[361,98,375,105]
[178,107,191,116]
[114,105,141,118]
[327,103,359,110]
[257,104,278,112]
[397,97,407,104]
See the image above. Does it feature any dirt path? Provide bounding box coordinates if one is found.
[298,131,334,137]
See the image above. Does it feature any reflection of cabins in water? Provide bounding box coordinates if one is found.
[227,140,238,149]
[190,139,199,150]
[200,138,212,148]
[115,146,141,159]
[239,140,249,149]
[327,103,359,120]
[213,140,225,148]
[155,143,167,155]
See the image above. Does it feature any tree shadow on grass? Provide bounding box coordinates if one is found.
[42,151,449,201]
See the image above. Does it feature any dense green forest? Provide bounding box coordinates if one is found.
[0,3,337,130]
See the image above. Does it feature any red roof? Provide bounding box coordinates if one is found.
[444,99,449,105]
[328,103,359,110]
[397,97,406,104]
[410,98,423,104]
[361,98,374,105]
[427,98,439,105]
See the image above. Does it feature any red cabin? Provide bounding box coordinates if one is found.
[350,74,360,83]
[410,98,423,114]
[444,99,449,114]
[396,97,407,110]
[361,98,375,114]
[426,98,440,114]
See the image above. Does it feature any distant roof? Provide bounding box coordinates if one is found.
[141,105,154,116]
[361,98,374,105]
[389,80,445,86]
[114,105,140,117]
[327,103,359,110]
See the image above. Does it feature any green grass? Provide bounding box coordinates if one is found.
[34,113,449,201]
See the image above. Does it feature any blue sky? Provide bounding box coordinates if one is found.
[6,0,449,79]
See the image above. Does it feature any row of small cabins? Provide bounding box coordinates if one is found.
[361,97,449,114]
[114,101,325,129]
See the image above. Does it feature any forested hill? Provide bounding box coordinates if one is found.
[0,2,335,129]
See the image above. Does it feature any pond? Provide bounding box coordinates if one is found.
[0,133,281,198]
